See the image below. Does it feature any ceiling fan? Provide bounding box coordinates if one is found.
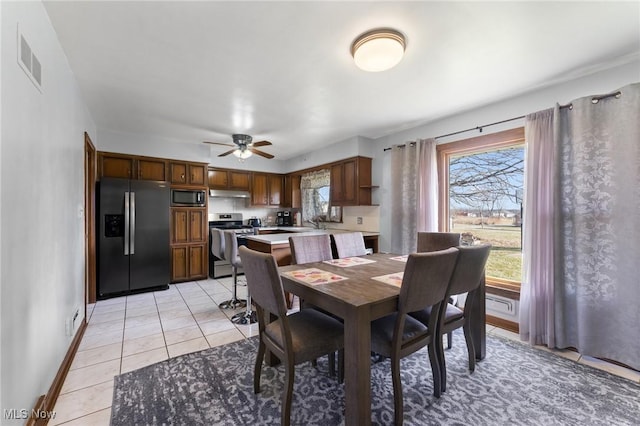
[203,134,274,160]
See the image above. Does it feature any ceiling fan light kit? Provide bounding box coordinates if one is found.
[351,28,406,72]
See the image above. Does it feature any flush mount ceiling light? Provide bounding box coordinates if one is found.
[351,28,406,72]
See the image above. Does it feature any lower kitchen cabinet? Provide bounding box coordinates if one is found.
[171,244,207,282]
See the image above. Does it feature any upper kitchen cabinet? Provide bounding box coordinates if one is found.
[98,152,168,182]
[330,156,374,206]
[208,168,250,191]
[251,172,283,207]
[282,174,302,209]
[170,161,207,187]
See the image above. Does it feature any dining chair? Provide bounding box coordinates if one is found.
[223,231,257,324]
[411,244,491,393]
[214,229,246,310]
[238,246,345,426]
[289,234,333,264]
[370,248,459,425]
[289,234,342,378]
[416,232,460,253]
[416,231,461,348]
[331,232,367,258]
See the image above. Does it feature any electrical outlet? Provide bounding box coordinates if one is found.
[356,217,363,225]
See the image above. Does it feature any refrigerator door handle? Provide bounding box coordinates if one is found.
[130,192,136,255]
[124,191,130,255]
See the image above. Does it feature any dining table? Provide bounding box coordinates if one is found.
[278,252,486,425]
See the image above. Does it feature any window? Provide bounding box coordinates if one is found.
[300,169,341,226]
[437,128,525,289]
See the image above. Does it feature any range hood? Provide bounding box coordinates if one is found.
[209,189,251,199]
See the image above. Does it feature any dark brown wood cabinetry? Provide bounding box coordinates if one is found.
[283,175,301,208]
[170,161,206,186]
[330,157,374,206]
[208,168,250,190]
[170,207,208,281]
[98,152,168,181]
[251,172,283,207]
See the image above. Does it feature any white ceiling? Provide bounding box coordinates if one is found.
[43,1,640,160]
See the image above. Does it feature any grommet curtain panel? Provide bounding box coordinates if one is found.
[521,83,640,370]
[390,139,438,255]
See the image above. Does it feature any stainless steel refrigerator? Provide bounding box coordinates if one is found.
[98,178,170,298]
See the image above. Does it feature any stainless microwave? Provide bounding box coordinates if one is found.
[171,189,206,207]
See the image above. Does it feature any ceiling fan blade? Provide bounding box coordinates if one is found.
[249,148,274,159]
[218,149,237,157]
[203,141,234,147]
[251,140,272,147]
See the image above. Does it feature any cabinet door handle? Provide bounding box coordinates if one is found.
[181,173,185,181]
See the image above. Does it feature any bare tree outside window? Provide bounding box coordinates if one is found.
[448,146,524,282]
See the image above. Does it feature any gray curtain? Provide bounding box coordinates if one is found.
[390,139,438,254]
[554,83,640,369]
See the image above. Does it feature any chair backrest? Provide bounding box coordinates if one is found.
[416,232,461,253]
[211,228,225,260]
[223,230,241,267]
[239,246,288,318]
[399,248,459,315]
[332,232,367,258]
[289,234,333,264]
[447,244,492,297]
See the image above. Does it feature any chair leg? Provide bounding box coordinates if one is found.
[435,332,447,393]
[254,340,266,394]
[328,352,336,377]
[428,342,442,398]
[447,332,453,349]
[338,349,344,384]
[463,321,476,373]
[391,355,404,426]
[282,361,295,426]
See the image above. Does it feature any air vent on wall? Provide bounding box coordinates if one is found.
[17,25,42,91]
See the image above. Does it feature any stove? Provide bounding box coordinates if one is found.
[209,213,253,278]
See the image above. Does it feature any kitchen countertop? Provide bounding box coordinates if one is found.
[247,228,380,245]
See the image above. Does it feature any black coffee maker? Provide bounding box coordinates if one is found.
[277,211,293,226]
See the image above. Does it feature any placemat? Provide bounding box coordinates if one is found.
[390,255,408,262]
[372,272,404,287]
[283,268,348,285]
[322,257,376,267]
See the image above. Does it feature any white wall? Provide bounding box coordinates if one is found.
[373,61,640,252]
[1,2,96,421]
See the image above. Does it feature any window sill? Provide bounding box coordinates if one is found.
[486,278,520,300]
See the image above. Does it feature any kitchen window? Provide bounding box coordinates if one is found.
[300,169,341,226]
[437,128,525,290]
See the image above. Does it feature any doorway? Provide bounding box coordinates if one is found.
[84,132,97,307]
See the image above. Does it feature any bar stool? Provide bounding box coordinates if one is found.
[224,231,257,324]
[215,229,246,310]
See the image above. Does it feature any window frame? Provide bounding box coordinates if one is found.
[436,127,525,291]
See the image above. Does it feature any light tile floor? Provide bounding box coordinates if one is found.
[51,278,640,425]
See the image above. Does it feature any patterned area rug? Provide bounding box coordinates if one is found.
[111,332,640,425]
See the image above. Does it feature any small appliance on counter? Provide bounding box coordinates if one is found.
[277,210,294,226]
[247,217,262,228]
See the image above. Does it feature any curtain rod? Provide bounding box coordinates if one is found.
[383,90,623,152]
[383,115,524,151]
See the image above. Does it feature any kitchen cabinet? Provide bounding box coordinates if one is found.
[330,156,374,206]
[170,207,207,282]
[208,168,250,191]
[98,152,168,182]
[170,161,206,186]
[283,174,301,209]
[251,172,283,207]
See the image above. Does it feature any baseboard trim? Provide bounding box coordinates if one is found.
[487,314,519,334]
[27,319,87,425]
